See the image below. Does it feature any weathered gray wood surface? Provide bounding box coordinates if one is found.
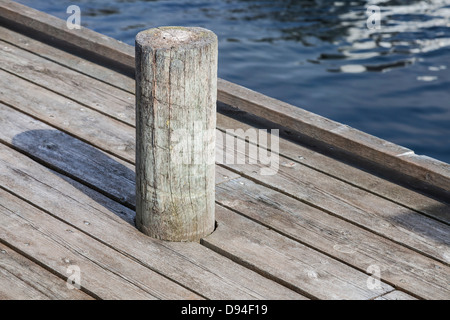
[0,188,201,300]
[0,25,135,93]
[0,243,94,300]
[0,103,237,212]
[0,69,135,163]
[0,134,390,300]
[0,0,134,69]
[215,178,450,299]
[1,27,447,229]
[0,56,448,298]
[0,142,304,299]
[135,27,217,241]
[2,101,448,299]
[1,66,447,266]
[215,136,450,266]
[203,205,393,300]
[217,114,450,225]
[0,38,135,125]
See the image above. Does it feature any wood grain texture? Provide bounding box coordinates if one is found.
[202,205,393,300]
[0,5,448,300]
[135,27,217,241]
[0,189,201,300]
[3,105,429,299]
[0,65,446,296]
[0,243,93,300]
[2,94,441,297]
[215,133,450,266]
[0,69,135,163]
[216,178,450,300]
[0,39,135,125]
[217,113,450,225]
[0,265,50,300]
[0,103,237,212]
[0,25,134,93]
[0,142,304,300]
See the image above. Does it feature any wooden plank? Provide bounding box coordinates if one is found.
[202,205,393,300]
[0,265,50,300]
[0,25,134,93]
[216,166,240,185]
[375,291,418,300]
[5,105,437,299]
[0,0,447,195]
[0,142,304,300]
[0,189,202,300]
[217,113,450,225]
[0,69,135,163]
[0,194,151,300]
[2,105,425,299]
[215,134,450,266]
[0,27,444,296]
[0,242,93,300]
[2,109,442,299]
[0,38,135,125]
[216,177,450,300]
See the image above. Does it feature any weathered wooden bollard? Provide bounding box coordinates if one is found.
[135,27,217,241]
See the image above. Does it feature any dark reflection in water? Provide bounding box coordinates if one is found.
[16,0,450,163]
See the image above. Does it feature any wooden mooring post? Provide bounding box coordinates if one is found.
[135,27,217,241]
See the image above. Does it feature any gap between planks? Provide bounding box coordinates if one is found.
[212,177,450,299]
[0,241,94,300]
[0,25,135,94]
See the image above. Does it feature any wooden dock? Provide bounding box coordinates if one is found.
[0,0,449,300]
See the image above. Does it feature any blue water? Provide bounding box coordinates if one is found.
[15,0,450,163]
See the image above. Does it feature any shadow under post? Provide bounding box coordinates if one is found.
[12,129,137,226]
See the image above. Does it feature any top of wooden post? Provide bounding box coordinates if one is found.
[135,26,217,50]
